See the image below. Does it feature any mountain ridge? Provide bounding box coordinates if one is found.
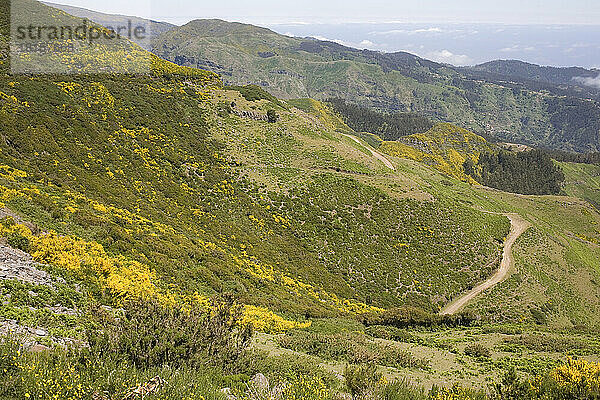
[42,1,176,47]
[470,59,600,86]
[150,18,600,153]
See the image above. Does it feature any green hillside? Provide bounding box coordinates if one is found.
[469,59,600,88]
[152,19,600,153]
[560,161,600,210]
[0,72,515,318]
[0,1,519,321]
[2,3,600,399]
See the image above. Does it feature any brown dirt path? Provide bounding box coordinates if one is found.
[440,213,530,315]
[340,133,396,171]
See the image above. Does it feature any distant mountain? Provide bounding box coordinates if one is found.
[152,19,600,153]
[43,2,176,48]
[469,59,600,88]
[2,0,214,77]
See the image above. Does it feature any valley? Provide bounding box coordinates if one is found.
[1,0,600,399]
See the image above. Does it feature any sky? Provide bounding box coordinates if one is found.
[52,0,600,26]
[47,0,600,68]
[271,23,600,68]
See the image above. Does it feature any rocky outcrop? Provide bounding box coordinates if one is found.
[0,218,77,348]
[0,245,58,287]
[233,108,268,122]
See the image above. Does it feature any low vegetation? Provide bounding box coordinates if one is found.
[277,329,430,370]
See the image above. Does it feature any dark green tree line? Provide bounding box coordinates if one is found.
[464,150,565,195]
[326,98,433,141]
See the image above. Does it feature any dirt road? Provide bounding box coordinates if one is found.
[341,133,395,171]
[440,213,530,315]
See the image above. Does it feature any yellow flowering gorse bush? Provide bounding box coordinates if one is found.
[0,215,310,333]
[241,305,311,334]
[431,385,478,400]
[0,222,159,300]
[548,357,600,392]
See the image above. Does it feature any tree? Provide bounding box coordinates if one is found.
[267,109,279,123]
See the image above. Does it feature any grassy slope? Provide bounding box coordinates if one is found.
[418,169,600,326]
[151,19,600,152]
[200,91,512,312]
[220,94,600,327]
[255,320,600,392]
[560,162,600,211]
[1,36,599,334]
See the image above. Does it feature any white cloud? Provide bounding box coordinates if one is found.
[573,74,600,89]
[307,36,386,51]
[370,27,444,36]
[269,21,313,26]
[311,35,349,46]
[571,43,592,48]
[425,50,473,66]
[500,45,536,52]
[412,27,443,34]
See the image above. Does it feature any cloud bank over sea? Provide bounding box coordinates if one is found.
[267,22,600,67]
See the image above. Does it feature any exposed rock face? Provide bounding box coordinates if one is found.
[250,373,269,392]
[233,109,268,122]
[0,244,57,287]
[0,219,77,347]
[0,318,81,348]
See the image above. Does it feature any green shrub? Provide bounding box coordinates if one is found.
[481,324,524,335]
[530,308,548,325]
[239,350,340,389]
[503,334,589,354]
[277,331,429,370]
[464,343,491,360]
[216,101,233,117]
[227,84,284,107]
[305,318,365,335]
[362,307,435,328]
[362,307,477,329]
[377,380,427,400]
[430,384,487,400]
[491,367,531,400]
[344,363,382,397]
[365,325,424,344]
[0,339,226,400]
[0,336,22,391]
[87,296,252,370]
[6,231,30,252]
[267,109,279,123]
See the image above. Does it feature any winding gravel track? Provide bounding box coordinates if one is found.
[341,133,395,171]
[334,135,528,315]
[440,213,530,315]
